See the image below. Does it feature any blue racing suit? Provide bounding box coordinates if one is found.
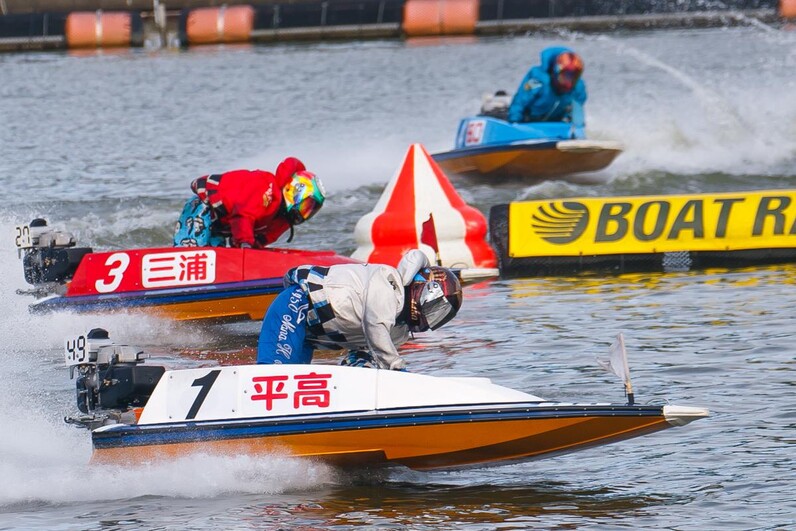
[507,46,588,132]
[257,284,315,365]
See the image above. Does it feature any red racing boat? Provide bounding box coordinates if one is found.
[15,219,359,322]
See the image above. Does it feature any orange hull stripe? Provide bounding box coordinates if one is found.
[92,416,670,469]
[122,293,277,322]
[437,148,622,178]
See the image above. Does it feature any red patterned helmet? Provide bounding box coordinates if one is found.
[407,267,463,332]
[552,52,584,94]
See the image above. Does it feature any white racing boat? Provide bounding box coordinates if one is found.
[64,330,708,470]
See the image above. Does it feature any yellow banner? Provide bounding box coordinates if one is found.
[508,190,796,257]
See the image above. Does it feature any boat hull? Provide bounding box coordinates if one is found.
[433,116,623,180]
[433,140,623,180]
[33,278,284,322]
[83,365,706,471]
[91,404,685,470]
[28,246,359,322]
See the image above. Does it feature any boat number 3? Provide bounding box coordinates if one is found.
[95,252,131,293]
[187,370,221,420]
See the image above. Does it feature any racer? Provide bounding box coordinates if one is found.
[507,47,587,137]
[256,249,463,370]
[173,157,325,248]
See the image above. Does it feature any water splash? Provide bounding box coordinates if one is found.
[0,431,337,506]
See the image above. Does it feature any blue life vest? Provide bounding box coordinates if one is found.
[173,198,226,247]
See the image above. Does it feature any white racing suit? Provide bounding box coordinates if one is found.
[293,250,430,370]
[257,250,430,370]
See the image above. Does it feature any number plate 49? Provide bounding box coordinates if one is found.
[65,334,88,366]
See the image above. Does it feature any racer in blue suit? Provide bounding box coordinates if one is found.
[507,47,587,138]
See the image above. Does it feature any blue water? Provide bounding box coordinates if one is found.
[1,27,795,529]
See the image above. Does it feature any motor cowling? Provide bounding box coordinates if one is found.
[76,360,165,414]
[17,219,92,287]
[67,328,165,429]
[480,90,511,120]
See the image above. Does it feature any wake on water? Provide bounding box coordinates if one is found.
[241,27,796,194]
[0,217,340,507]
[576,29,796,179]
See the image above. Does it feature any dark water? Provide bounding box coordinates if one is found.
[1,27,795,529]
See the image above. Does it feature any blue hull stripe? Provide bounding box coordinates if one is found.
[32,278,285,313]
[92,404,665,450]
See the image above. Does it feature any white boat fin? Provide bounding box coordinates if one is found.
[663,405,710,427]
[556,140,624,153]
[458,267,499,283]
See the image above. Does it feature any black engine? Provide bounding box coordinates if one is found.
[17,218,92,289]
[75,359,165,414]
[66,328,165,429]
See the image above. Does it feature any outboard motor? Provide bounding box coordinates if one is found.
[479,90,512,120]
[65,328,165,430]
[15,218,92,293]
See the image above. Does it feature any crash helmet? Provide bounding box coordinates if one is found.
[551,52,584,94]
[282,171,326,225]
[407,267,463,332]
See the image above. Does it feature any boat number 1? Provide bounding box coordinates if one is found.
[95,252,131,293]
[187,370,221,420]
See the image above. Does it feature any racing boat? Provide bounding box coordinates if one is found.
[14,219,359,322]
[432,93,623,181]
[65,330,708,470]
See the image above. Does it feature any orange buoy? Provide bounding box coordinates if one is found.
[352,143,497,270]
[781,0,796,18]
[186,5,255,45]
[403,0,478,37]
[65,11,132,49]
[440,0,479,35]
[403,0,443,37]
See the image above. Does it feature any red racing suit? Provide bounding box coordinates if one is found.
[191,157,305,248]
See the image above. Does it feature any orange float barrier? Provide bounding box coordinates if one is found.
[403,0,479,37]
[186,5,255,45]
[65,11,132,48]
[782,0,796,18]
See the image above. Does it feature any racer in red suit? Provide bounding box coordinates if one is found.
[176,157,326,248]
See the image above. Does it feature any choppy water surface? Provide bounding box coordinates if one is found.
[1,26,795,529]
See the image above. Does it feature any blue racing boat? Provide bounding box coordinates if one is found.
[432,93,623,181]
